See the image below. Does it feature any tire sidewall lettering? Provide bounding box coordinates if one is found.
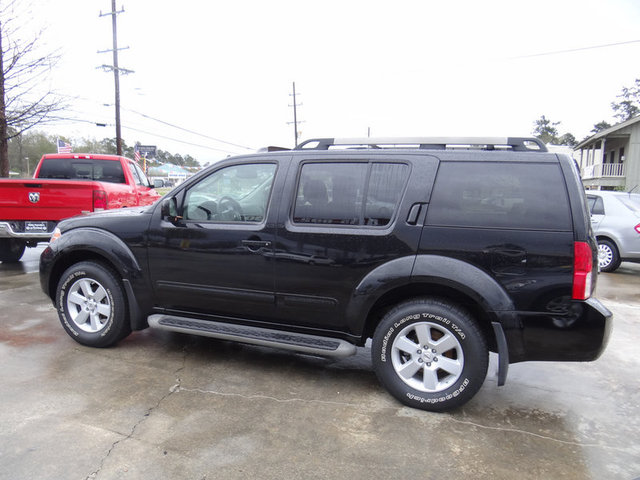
[406,378,470,404]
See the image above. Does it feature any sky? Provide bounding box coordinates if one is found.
[9,0,640,165]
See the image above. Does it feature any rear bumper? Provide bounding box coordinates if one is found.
[0,221,56,239]
[582,297,613,359]
[510,296,613,363]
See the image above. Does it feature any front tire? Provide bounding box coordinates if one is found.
[372,298,488,412]
[56,261,131,347]
[598,239,621,272]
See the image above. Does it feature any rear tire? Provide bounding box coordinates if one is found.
[0,239,26,262]
[372,298,488,412]
[598,239,621,272]
[56,261,131,347]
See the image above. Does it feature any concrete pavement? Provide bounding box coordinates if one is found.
[1,247,639,479]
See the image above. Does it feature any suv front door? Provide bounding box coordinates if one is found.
[147,159,284,321]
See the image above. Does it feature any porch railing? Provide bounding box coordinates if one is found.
[581,162,626,179]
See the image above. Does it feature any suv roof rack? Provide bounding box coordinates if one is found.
[257,146,291,152]
[295,137,548,152]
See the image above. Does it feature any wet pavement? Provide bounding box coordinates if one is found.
[1,247,639,479]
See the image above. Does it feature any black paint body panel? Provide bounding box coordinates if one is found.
[40,149,612,364]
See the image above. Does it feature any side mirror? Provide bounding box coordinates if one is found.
[153,179,165,188]
[161,197,182,222]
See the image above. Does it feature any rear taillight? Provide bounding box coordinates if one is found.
[635,223,640,234]
[93,190,107,211]
[573,241,593,300]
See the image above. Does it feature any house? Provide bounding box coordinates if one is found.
[574,115,640,191]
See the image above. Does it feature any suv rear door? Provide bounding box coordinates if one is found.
[272,153,437,333]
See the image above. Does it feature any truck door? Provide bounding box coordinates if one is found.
[126,161,158,206]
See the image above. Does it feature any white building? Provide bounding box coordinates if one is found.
[574,115,640,191]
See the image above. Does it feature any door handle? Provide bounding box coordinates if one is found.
[242,239,272,251]
[407,203,425,225]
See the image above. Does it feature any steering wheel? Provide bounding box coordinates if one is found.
[217,196,243,221]
[195,201,218,220]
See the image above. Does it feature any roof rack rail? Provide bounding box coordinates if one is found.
[257,146,290,152]
[295,137,548,152]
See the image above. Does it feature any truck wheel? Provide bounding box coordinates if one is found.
[0,239,26,262]
[372,298,488,412]
[56,261,131,347]
[597,239,621,272]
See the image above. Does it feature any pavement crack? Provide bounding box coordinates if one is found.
[446,416,631,453]
[174,385,363,408]
[172,384,632,456]
[84,380,181,480]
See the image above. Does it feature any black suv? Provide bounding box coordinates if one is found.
[40,137,612,411]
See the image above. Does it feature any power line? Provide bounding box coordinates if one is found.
[121,125,240,154]
[509,39,640,59]
[125,109,255,151]
[47,115,242,154]
[64,94,255,151]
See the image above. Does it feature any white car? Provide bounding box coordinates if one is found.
[587,190,640,272]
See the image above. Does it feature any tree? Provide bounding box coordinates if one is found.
[7,130,55,175]
[558,133,577,147]
[591,121,612,134]
[0,0,63,177]
[533,115,560,144]
[611,78,640,123]
[532,115,577,146]
[7,129,203,174]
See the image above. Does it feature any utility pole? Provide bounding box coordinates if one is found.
[99,1,133,155]
[288,82,304,147]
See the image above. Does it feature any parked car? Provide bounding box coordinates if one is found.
[39,137,612,412]
[586,190,640,272]
[0,154,161,262]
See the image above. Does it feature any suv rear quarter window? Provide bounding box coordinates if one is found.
[427,162,572,231]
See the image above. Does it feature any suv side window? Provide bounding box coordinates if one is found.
[183,163,276,223]
[293,162,409,226]
[427,162,572,230]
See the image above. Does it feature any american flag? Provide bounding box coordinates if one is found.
[57,139,72,153]
[134,145,141,163]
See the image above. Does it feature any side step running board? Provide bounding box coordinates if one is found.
[148,314,357,358]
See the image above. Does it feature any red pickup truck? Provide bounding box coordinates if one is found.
[0,153,161,262]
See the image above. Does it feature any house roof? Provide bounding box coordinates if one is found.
[575,114,640,150]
